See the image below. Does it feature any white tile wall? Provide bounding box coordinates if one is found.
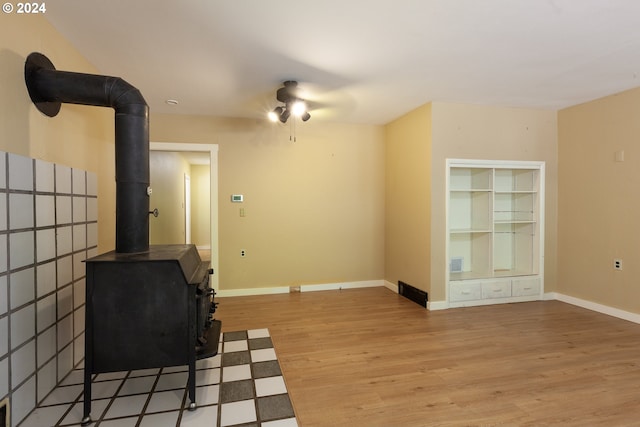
[36,229,56,262]
[56,196,72,224]
[35,195,55,227]
[0,194,6,231]
[0,317,7,357]
[36,295,56,334]
[9,268,34,309]
[0,235,6,273]
[36,262,56,298]
[73,196,86,223]
[0,151,99,426]
[0,358,7,398]
[57,287,73,321]
[87,172,97,196]
[55,165,71,194]
[72,253,85,284]
[72,169,85,195]
[57,315,73,349]
[35,160,54,193]
[12,377,36,426]
[73,334,84,366]
[0,276,7,315]
[8,154,33,191]
[57,255,73,288]
[37,359,57,402]
[58,346,74,380]
[8,193,34,229]
[9,231,34,270]
[0,153,5,188]
[11,341,35,386]
[10,304,35,350]
[36,327,56,369]
[73,279,85,308]
[56,227,73,257]
[72,224,86,252]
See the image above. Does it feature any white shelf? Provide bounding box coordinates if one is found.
[446,159,544,307]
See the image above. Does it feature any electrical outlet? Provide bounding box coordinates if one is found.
[241,249,246,257]
[614,259,622,270]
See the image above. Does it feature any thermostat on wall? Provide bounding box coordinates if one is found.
[231,194,243,203]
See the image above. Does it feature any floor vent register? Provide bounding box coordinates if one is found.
[398,281,428,308]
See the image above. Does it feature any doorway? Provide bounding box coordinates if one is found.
[149,142,219,290]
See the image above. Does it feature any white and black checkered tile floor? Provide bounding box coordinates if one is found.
[19,329,297,427]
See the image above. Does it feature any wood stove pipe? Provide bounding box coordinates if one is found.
[24,52,150,253]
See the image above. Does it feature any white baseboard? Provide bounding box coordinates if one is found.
[196,245,211,250]
[383,280,397,293]
[216,286,290,297]
[299,279,384,292]
[550,292,640,324]
[427,301,448,311]
[217,280,385,297]
[427,292,640,320]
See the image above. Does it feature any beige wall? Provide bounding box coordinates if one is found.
[384,104,432,293]
[190,164,211,247]
[558,87,640,313]
[0,15,115,252]
[431,102,558,302]
[149,151,191,244]
[150,114,385,290]
[383,102,557,303]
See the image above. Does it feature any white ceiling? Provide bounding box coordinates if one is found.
[45,0,640,125]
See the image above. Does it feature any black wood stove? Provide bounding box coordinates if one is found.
[24,52,221,426]
[84,245,220,417]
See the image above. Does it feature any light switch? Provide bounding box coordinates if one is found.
[615,150,625,162]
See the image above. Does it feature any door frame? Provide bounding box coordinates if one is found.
[184,173,191,244]
[150,142,219,290]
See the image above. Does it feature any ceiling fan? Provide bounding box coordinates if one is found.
[268,81,311,123]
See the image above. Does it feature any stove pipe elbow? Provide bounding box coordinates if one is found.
[25,52,150,253]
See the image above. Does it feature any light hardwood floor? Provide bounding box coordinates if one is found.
[217,287,640,427]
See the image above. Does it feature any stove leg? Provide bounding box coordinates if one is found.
[188,359,196,410]
[83,364,92,425]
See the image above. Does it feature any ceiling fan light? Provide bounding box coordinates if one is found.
[301,111,311,122]
[291,100,306,117]
[279,109,290,123]
[268,106,283,122]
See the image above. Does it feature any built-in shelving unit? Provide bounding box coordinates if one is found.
[446,159,544,308]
